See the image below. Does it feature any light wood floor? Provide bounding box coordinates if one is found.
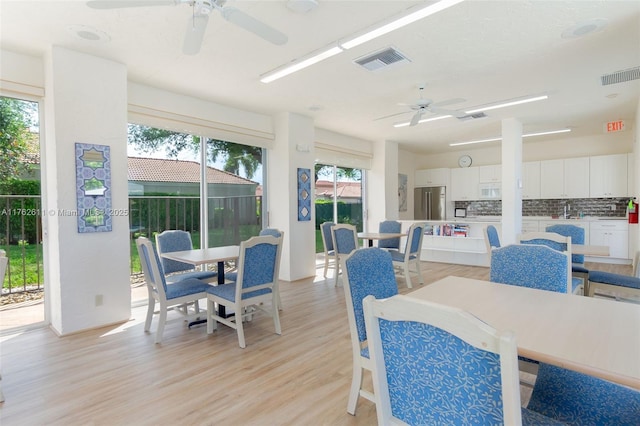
[0,260,632,425]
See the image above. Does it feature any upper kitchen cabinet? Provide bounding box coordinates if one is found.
[540,157,590,199]
[478,165,501,183]
[415,168,450,187]
[522,161,541,200]
[590,154,627,198]
[450,167,480,201]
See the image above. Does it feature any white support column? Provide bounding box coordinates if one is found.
[501,118,523,245]
[368,140,399,231]
[269,112,316,281]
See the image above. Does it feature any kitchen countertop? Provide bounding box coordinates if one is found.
[404,216,628,224]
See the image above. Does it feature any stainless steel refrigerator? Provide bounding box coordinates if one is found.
[414,186,446,220]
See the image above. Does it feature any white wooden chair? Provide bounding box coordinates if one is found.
[319,221,337,279]
[136,237,212,344]
[206,235,283,348]
[389,222,425,288]
[330,224,359,286]
[517,231,580,294]
[363,294,562,425]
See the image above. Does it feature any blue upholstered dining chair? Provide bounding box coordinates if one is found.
[527,363,640,425]
[377,220,401,250]
[490,244,570,293]
[258,228,284,309]
[136,237,212,344]
[341,248,398,416]
[517,232,581,294]
[331,224,359,286]
[546,224,589,287]
[320,221,337,280]
[588,250,640,302]
[362,294,563,426]
[205,234,283,348]
[486,224,501,249]
[156,230,217,284]
[389,222,425,288]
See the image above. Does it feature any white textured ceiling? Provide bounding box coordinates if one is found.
[1,0,639,154]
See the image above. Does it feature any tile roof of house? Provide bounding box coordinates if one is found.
[315,180,362,198]
[128,157,257,185]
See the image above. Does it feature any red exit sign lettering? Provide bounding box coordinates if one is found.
[604,120,626,133]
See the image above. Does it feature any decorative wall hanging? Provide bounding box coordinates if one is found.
[75,143,112,232]
[297,167,311,221]
[398,173,408,212]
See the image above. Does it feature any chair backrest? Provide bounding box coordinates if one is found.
[156,230,196,274]
[332,224,359,256]
[320,221,336,253]
[342,248,398,348]
[490,244,570,293]
[377,220,401,249]
[235,235,283,300]
[403,222,425,257]
[517,232,572,291]
[259,228,283,238]
[545,224,585,264]
[485,225,501,251]
[136,237,169,300]
[363,294,522,425]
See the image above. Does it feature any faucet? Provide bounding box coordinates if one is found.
[563,203,571,219]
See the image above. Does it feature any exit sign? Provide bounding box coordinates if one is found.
[604,120,626,133]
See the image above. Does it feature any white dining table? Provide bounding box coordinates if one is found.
[161,245,240,318]
[407,276,640,390]
[572,244,610,257]
[357,232,405,247]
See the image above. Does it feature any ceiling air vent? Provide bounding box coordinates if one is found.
[601,66,640,86]
[457,112,487,121]
[354,47,410,72]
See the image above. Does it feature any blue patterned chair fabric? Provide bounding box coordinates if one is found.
[527,363,640,425]
[588,270,640,290]
[377,220,401,249]
[259,228,282,238]
[388,223,425,288]
[546,224,585,265]
[363,295,564,425]
[518,236,582,293]
[490,244,568,293]
[321,222,335,252]
[487,225,501,248]
[342,248,399,415]
[334,226,358,255]
[156,230,217,283]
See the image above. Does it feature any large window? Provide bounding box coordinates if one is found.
[314,164,363,252]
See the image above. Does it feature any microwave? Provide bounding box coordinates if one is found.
[479,183,501,200]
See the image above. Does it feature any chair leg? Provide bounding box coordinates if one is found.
[347,365,364,415]
[144,298,155,332]
[404,263,413,288]
[272,297,282,336]
[415,260,424,285]
[206,298,217,334]
[236,312,246,349]
[155,308,167,344]
[323,257,329,278]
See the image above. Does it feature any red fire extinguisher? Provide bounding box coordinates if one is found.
[628,199,638,224]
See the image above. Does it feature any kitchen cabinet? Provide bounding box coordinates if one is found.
[450,167,479,201]
[589,154,627,198]
[522,220,539,233]
[478,165,501,183]
[590,221,628,259]
[522,161,541,199]
[540,157,589,199]
[415,168,449,187]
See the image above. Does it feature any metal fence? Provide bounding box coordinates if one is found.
[1,194,261,294]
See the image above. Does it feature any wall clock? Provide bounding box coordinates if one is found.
[458,155,473,168]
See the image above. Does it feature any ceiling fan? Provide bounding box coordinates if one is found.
[375,86,466,127]
[87,0,288,55]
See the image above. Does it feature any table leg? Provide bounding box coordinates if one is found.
[217,261,226,317]
[368,239,374,247]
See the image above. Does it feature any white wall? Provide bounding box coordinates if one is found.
[42,46,130,335]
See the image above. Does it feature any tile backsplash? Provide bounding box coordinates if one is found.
[456,198,630,218]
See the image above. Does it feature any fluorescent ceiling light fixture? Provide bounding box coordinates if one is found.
[464,95,548,114]
[394,114,452,128]
[340,0,465,50]
[260,45,344,83]
[449,128,571,146]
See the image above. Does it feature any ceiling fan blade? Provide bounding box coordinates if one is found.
[430,97,466,108]
[374,111,410,121]
[410,111,423,127]
[87,0,177,9]
[183,14,210,55]
[221,7,288,45]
